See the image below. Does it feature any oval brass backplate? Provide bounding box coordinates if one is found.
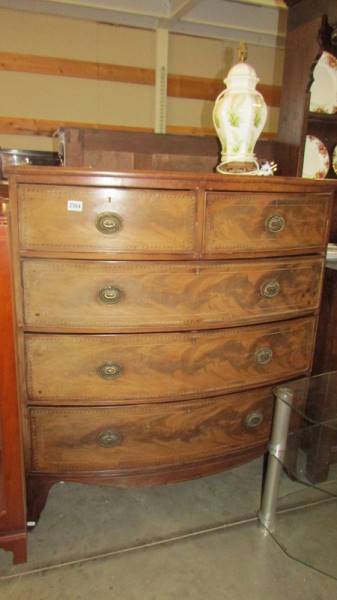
[261,279,281,299]
[255,347,273,365]
[96,430,122,448]
[98,286,122,304]
[245,411,264,429]
[96,212,122,234]
[265,215,285,234]
[97,362,123,380]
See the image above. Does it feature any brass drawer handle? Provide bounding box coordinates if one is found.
[255,347,273,365]
[99,286,122,304]
[96,212,122,234]
[265,215,285,233]
[98,362,123,380]
[245,411,264,429]
[97,429,122,448]
[261,279,281,298]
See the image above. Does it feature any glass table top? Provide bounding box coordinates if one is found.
[261,371,337,581]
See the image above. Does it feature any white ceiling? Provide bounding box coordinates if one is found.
[0,0,288,47]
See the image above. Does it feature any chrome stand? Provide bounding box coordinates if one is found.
[259,386,294,532]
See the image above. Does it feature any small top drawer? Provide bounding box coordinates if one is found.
[204,192,331,257]
[17,185,197,256]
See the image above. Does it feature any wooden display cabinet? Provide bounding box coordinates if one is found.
[277,1,337,179]
[277,2,337,483]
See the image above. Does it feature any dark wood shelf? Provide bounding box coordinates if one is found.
[308,112,337,124]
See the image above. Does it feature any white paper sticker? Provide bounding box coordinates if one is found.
[67,200,83,212]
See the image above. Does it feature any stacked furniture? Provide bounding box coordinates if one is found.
[7,166,333,525]
[59,128,277,174]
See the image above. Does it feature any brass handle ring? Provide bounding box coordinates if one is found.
[255,347,273,365]
[96,212,122,234]
[97,362,123,380]
[261,279,281,298]
[98,286,122,304]
[245,411,264,429]
[97,430,122,448]
[265,215,285,233]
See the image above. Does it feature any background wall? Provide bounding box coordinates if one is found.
[0,7,285,152]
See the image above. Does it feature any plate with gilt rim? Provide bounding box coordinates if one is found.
[333,145,337,176]
[302,135,330,179]
[309,51,337,114]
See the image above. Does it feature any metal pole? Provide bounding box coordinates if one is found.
[258,386,294,532]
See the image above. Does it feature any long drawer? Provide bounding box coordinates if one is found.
[30,386,275,473]
[17,185,197,255]
[25,317,315,404]
[204,192,330,256]
[22,256,324,331]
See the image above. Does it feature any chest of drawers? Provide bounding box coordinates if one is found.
[8,167,333,523]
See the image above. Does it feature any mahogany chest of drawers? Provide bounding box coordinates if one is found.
[8,167,333,522]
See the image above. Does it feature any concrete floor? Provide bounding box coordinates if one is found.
[0,458,336,599]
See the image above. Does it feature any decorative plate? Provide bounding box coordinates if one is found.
[309,51,337,114]
[302,135,330,179]
[333,145,337,176]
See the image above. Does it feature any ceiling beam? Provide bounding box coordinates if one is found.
[158,0,201,28]
[169,0,201,21]
[172,19,285,48]
[0,0,286,48]
[227,0,287,9]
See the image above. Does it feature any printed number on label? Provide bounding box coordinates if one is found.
[67,200,83,212]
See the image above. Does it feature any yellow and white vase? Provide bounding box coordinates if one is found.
[213,45,267,175]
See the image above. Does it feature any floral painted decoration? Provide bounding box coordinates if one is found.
[303,135,330,179]
[309,51,337,114]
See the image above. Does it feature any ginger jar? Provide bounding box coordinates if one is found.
[213,48,267,175]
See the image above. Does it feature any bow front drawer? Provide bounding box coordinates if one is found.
[17,185,197,256]
[25,317,315,404]
[204,192,330,257]
[30,386,275,473]
[22,257,324,331]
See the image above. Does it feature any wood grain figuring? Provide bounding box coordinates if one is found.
[25,317,316,405]
[18,185,197,254]
[29,387,275,472]
[204,192,331,255]
[0,116,276,140]
[0,116,153,137]
[0,52,281,106]
[167,74,281,105]
[22,257,324,332]
[0,52,155,85]
[7,167,333,528]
